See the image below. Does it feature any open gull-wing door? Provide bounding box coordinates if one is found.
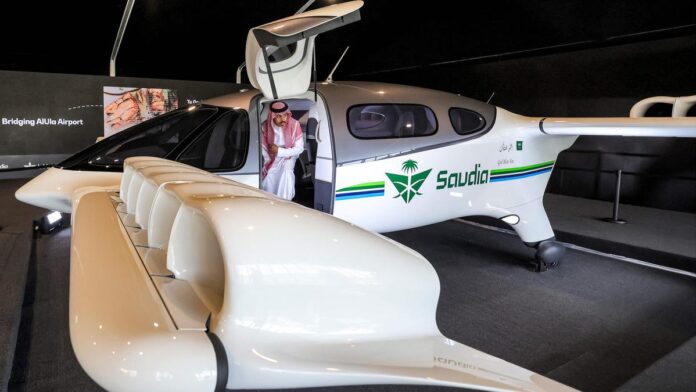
[245,0,363,99]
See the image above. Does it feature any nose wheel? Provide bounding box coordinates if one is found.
[532,239,566,272]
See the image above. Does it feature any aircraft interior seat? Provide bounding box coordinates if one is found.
[413,106,429,135]
[223,114,247,168]
[204,116,228,169]
[259,105,268,124]
[395,111,416,137]
[354,119,381,129]
[351,107,395,138]
[294,110,315,182]
[305,117,318,164]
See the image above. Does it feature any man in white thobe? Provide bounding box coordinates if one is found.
[261,101,304,200]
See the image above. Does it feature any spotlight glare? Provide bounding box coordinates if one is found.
[37,211,64,234]
[47,211,62,224]
[501,215,520,225]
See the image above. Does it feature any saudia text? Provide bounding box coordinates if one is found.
[436,164,489,189]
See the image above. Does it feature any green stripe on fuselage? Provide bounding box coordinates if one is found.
[490,160,555,176]
[336,181,385,193]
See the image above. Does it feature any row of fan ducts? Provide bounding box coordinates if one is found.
[116,157,270,327]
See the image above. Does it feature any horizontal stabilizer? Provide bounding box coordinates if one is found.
[540,117,696,137]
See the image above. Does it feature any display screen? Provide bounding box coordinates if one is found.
[103,87,179,137]
[0,70,244,177]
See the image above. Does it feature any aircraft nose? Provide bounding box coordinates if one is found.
[15,167,122,214]
[15,168,73,213]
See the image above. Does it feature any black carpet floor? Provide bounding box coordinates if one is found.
[543,194,696,272]
[5,220,696,392]
[1,179,47,392]
[388,221,696,392]
[615,336,696,392]
[0,229,31,392]
[8,228,102,392]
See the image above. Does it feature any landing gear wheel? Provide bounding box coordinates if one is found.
[533,240,566,272]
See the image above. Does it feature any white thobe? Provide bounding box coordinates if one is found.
[261,123,304,200]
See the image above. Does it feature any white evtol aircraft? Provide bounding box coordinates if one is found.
[15,0,695,271]
[11,2,695,392]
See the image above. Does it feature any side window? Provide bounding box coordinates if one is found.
[347,104,437,139]
[91,108,216,165]
[178,111,249,171]
[449,108,486,135]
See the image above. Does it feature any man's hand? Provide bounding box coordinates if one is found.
[270,144,279,154]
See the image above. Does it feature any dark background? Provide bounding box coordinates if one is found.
[0,0,694,211]
[1,0,693,84]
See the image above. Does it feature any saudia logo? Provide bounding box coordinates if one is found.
[385,160,432,203]
[436,164,489,189]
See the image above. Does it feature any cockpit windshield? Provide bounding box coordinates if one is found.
[57,105,250,173]
[89,107,216,166]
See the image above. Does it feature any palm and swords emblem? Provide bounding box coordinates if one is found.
[385,160,432,203]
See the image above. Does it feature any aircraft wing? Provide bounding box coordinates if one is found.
[540,117,696,137]
[68,156,577,392]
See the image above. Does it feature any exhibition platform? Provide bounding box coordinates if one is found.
[0,178,694,392]
[544,194,696,273]
[465,193,696,274]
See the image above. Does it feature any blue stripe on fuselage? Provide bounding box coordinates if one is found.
[489,167,553,182]
[336,189,385,200]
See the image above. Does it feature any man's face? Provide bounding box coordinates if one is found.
[273,112,289,127]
